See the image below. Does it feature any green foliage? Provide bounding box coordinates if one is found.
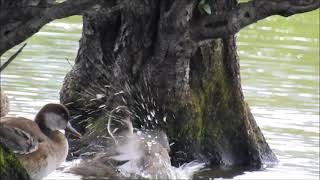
[198,0,211,14]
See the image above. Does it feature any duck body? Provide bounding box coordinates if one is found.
[1,117,68,180]
[68,129,171,179]
[68,106,172,179]
[113,129,172,179]
[0,103,81,180]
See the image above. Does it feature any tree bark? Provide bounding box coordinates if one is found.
[60,0,279,167]
[0,0,118,56]
[0,146,30,180]
[0,0,317,56]
[0,0,317,172]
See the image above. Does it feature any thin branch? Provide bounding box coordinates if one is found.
[190,0,320,41]
[0,0,118,56]
[65,57,73,68]
[0,43,27,72]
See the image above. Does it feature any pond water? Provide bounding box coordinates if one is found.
[1,10,319,179]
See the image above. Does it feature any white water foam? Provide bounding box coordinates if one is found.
[44,160,204,180]
[110,129,205,179]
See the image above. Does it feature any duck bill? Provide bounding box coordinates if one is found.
[66,122,82,139]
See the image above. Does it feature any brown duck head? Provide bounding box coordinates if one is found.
[34,103,81,138]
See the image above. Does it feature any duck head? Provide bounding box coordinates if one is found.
[108,106,133,143]
[35,103,81,138]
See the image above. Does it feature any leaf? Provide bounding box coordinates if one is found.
[202,4,211,14]
[198,0,211,15]
[199,0,206,6]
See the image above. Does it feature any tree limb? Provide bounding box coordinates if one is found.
[190,0,320,41]
[0,0,117,56]
[0,43,27,72]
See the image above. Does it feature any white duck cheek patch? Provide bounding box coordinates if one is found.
[44,112,67,130]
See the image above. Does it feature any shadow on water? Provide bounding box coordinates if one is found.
[195,166,252,179]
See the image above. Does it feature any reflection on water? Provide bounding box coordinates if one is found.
[1,10,319,179]
[235,11,319,180]
[1,16,81,119]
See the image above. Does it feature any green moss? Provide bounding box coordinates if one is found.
[0,145,29,180]
[86,116,108,136]
[181,96,204,142]
[179,39,235,143]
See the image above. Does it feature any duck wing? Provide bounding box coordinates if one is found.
[0,125,38,154]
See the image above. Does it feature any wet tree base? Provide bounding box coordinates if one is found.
[60,0,277,169]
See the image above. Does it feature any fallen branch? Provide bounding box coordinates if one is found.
[190,0,320,41]
[0,43,27,72]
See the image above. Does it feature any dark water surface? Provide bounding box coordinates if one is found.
[1,10,319,179]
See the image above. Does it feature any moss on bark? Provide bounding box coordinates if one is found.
[61,0,277,168]
[0,145,29,180]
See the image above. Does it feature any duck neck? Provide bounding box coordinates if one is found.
[38,122,66,144]
[35,113,53,137]
[38,123,53,137]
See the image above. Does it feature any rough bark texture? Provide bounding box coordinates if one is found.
[190,0,319,41]
[60,0,279,167]
[0,0,317,56]
[0,0,115,56]
[0,145,30,180]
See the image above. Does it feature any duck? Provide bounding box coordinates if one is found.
[67,106,172,179]
[0,88,9,117]
[0,103,81,180]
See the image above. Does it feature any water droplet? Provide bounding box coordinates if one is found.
[114,91,124,95]
[151,110,155,117]
[96,94,105,99]
[163,116,167,122]
[99,104,106,108]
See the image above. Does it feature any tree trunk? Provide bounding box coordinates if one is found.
[0,0,317,177]
[0,146,30,180]
[61,0,277,167]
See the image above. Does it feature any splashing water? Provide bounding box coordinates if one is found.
[117,132,205,179]
[44,159,205,180]
[55,125,205,180]
[45,129,205,180]
[172,161,206,179]
[107,122,205,179]
[47,73,205,179]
